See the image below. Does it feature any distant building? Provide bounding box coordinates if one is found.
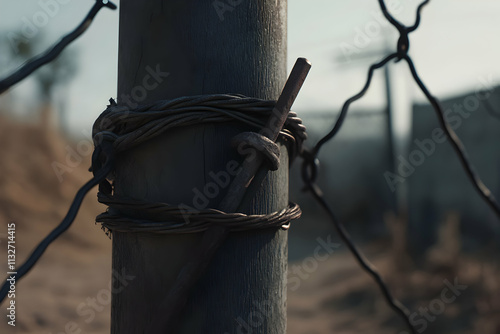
[407,87,500,253]
[288,110,396,260]
[288,88,500,260]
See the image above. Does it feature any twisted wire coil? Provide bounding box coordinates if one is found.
[92,94,306,234]
[96,193,301,233]
[93,94,307,159]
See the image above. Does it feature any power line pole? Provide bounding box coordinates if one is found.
[112,1,289,333]
[336,46,399,212]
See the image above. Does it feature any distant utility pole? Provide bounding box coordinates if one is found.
[112,1,289,333]
[337,46,399,212]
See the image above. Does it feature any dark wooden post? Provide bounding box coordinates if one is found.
[112,1,288,333]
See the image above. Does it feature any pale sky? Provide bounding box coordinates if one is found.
[1,0,500,139]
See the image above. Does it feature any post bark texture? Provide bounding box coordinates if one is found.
[113,1,288,333]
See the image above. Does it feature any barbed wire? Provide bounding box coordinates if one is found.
[0,0,116,95]
[301,0,500,332]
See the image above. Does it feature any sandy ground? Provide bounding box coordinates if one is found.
[0,117,112,333]
[0,118,499,333]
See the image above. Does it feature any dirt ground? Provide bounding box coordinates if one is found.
[0,118,499,334]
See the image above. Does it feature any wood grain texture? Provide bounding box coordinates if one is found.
[113,1,288,333]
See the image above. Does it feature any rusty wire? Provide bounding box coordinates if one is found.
[1,1,499,333]
[300,0,500,332]
[301,4,430,331]
[93,94,307,160]
[96,193,300,233]
[0,0,116,305]
[90,94,306,237]
[0,0,116,95]
[90,94,307,235]
[0,139,115,304]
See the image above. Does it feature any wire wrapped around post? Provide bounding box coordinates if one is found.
[91,94,307,237]
[91,91,308,333]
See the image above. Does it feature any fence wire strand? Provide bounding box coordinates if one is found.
[1,0,499,333]
[0,0,116,303]
[0,146,114,303]
[306,182,414,331]
[0,0,116,95]
[403,55,500,217]
[301,0,500,333]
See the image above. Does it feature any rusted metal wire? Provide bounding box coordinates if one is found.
[144,58,311,333]
[302,0,500,333]
[2,1,499,334]
[0,139,115,304]
[0,0,116,95]
[305,182,415,332]
[0,0,117,304]
[96,194,300,233]
[93,93,307,160]
[403,54,500,218]
[300,1,479,333]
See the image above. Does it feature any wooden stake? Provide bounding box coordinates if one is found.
[113,1,289,333]
[148,58,311,332]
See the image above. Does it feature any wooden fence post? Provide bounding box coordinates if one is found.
[112,1,288,333]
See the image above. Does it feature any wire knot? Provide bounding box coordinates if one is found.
[231,132,281,171]
[97,0,117,10]
[396,32,410,61]
[91,135,116,196]
[300,148,320,190]
[378,0,430,61]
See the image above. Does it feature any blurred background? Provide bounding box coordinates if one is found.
[0,0,500,333]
